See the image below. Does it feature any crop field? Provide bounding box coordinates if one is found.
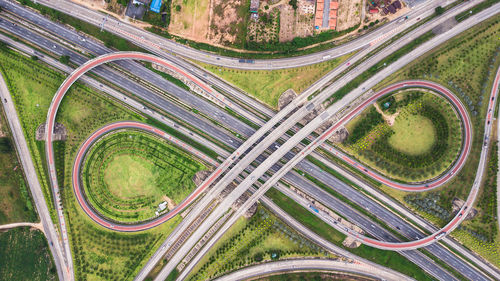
[339,91,462,182]
[0,110,37,224]
[265,188,435,281]
[82,130,206,222]
[0,48,185,280]
[0,227,57,281]
[371,15,500,266]
[198,53,353,109]
[187,206,331,281]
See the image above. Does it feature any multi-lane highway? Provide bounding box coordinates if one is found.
[31,0,458,70]
[154,5,500,280]
[1,0,498,278]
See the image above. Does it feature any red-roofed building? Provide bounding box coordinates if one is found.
[329,9,337,18]
[369,8,379,13]
[330,1,338,9]
[329,18,337,29]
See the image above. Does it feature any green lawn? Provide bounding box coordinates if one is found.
[389,114,436,155]
[198,53,353,109]
[104,154,159,199]
[0,48,183,280]
[0,110,37,224]
[0,227,57,281]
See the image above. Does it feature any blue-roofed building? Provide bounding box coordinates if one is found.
[150,0,162,13]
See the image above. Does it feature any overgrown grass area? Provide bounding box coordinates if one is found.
[197,53,353,109]
[371,15,500,266]
[187,206,332,281]
[0,227,57,281]
[82,130,206,222]
[265,188,435,281]
[19,0,146,52]
[0,48,184,280]
[338,91,462,182]
[0,110,37,224]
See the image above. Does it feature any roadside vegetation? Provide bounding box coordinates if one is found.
[82,130,206,223]
[0,48,185,280]
[0,227,57,281]
[198,53,353,109]
[187,206,332,281]
[265,188,435,281]
[0,110,37,223]
[369,15,500,266]
[338,90,462,182]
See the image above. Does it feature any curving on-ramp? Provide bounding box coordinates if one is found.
[322,80,472,191]
[72,121,218,231]
[213,259,414,281]
[306,74,499,250]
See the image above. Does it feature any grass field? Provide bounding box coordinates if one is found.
[82,130,206,222]
[388,114,436,155]
[0,227,57,281]
[0,48,185,280]
[104,154,158,198]
[0,110,37,224]
[370,15,500,266]
[265,188,435,281]
[187,206,330,281]
[197,53,353,109]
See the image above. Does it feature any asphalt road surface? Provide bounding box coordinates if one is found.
[31,0,457,70]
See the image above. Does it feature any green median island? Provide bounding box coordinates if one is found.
[81,130,207,223]
[339,90,462,183]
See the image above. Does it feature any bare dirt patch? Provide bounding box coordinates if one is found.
[337,0,362,31]
[374,103,399,126]
[209,0,248,46]
[169,0,211,43]
[0,122,5,138]
[162,195,176,210]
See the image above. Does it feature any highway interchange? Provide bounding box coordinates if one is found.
[0,0,499,280]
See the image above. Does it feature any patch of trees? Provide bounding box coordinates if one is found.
[244,24,359,52]
[0,138,12,153]
[404,192,450,221]
[59,55,70,65]
[346,107,383,144]
[476,141,498,240]
[435,6,444,15]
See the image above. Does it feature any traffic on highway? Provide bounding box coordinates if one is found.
[1,0,499,280]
